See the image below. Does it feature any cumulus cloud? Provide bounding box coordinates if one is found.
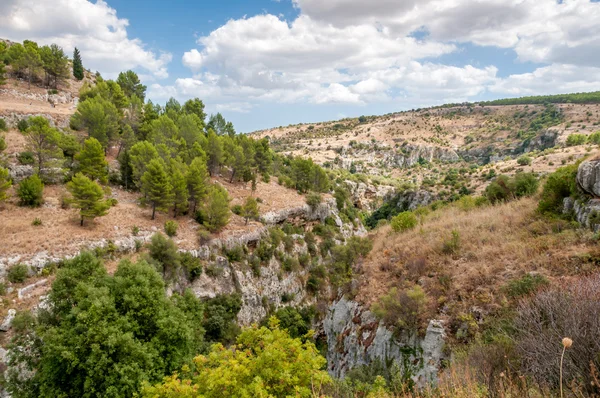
[0,0,171,79]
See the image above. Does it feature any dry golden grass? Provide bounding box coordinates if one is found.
[356,196,598,326]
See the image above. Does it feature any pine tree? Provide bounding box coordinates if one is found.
[170,160,189,218]
[67,173,110,226]
[141,159,173,220]
[73,47,84,80]
[75,138,108,184]
[241,197,259,225]
[206,129,223,176]
[187,157,209,214]
[0,63,6,86]
[0,167,12,203]
[201,184,230,232]
[128,141,159,188]
[116,70,146,101]
[25,116,63,176]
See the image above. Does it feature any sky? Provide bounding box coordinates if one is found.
[2,0,600,133]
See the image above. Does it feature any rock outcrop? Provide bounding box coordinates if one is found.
[577,158,600,197]
[322,297,446,386]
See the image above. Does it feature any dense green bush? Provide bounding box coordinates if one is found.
[17,175,44,207]
[538,163,579,215]
[202,294,242,344]
[566,133,587,146]
[17,118,29,132]
[390,211,418,232]
[504,274,549,298]
[180,252,202,281]
[306,192,322,210]
[0,118,6,132]
[485,173,539,203]
[7,264,29,283]
[588,131,600,144]
[372,285,428,333]
[517,155,532,166]
[164,220,178,237]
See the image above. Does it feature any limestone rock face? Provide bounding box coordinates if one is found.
[8,165,34,183]
[322,297,446,386]
[564,197,600,232]
[344,180,395,211]
[0,309,16,332]
[577,159,600,197]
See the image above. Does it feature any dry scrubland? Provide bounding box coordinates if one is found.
[359,196,597,330]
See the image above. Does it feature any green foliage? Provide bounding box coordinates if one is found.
[7,264,29,284]
[504,274,549,298]
[117,70,146,101]
[241,196,260,224]
[517,155,532,166]
[306,191,322,210]
[566,133,587,146]
[70,96,120,149]
[199,184,230,232]
[24,116,63,176]
[75,137,108,184]
[17,174,44,207]
[164,220,178,237]
[480,91,600,106]
[588,131,600,144]
[202,294,242,343]
[186,157,209,213]
[270,306,315,340]
[485,173,539,203]
[169,160,189,217]
[142,318,330,398]
[372,286,428,333]
[67,173,110,226]
[72,47,84,80]
[0,167,12,203]
[180,252,202,281]
[538,163,579,215]
[148,233,180,277]
[17,118,29,132]
[0,118,6,131]
[129,141,159,188]
[6,253,205,398]
[390,211,418,232]
[141,158,173,220]
[32,217,42,226]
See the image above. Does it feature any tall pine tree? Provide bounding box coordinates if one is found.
[67,173,110,226]
[187,157,208,214]
[141,159,173,220]
[75,138,108,184]
[72,47,84,80]
[169,160,189,218]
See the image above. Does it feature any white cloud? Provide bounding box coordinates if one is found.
[0,0,171,79]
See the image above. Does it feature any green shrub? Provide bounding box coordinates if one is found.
[588,131,600,144]
[32,217,42,226]
[566,134,587,146]
[504,274,549,298]
[538,163,579,215]
[17,118,29,132]
[7,264,29,283]
[390,211,418,232]
[225,245,245,263]
[180,252,202,281]
[455,195,476,211]
[517,155,532,166]
[0,282,5,296]
[132,225,140,236]
[0,118,6,131]
[164,220,178,237]
[306,192,322,210]
[17,175,44,207]
[17,151,35,165]
[231,204,242,215]
[512,172,539,198]
[485,173,539,203]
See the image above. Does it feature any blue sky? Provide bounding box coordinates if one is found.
[2,0,600,132]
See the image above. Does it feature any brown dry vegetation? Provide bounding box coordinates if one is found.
[356,196,598,331]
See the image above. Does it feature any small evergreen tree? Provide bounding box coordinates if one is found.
[201,184,230,232]
[187,157,209,214]
[129,141,159,188]
[0,167,12,203]
[241,197,259,225]
[25,116,63,176]
[75,138,108,184]
[170,160,189,217]
[72,47,84,80]
[116,70,146,101]
[206,129,223,176]
[17,175,44,207]
[67,173,110,226]
[141,159,173,220]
